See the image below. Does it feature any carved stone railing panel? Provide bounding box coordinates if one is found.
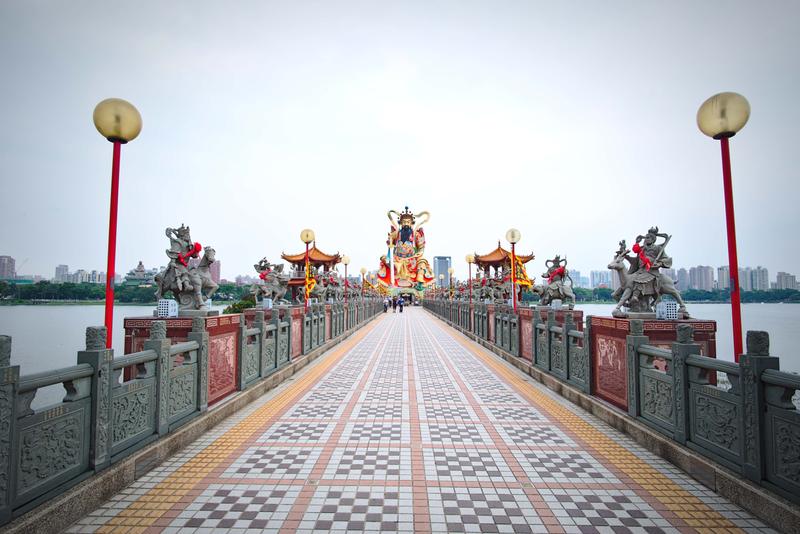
[168,366,196,424]
[534,324,549,371]
[276,310,291,367]
[688,384,741,466]
[639,369,675,433]
[765,408,800,501]
[262,323,277,376]
[567,329,590,393]
[13,399,91,508]
[239,321,261,390]
[110,382,156,457]
[550,332,566,379]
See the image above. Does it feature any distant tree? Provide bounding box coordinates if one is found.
[592,287,613,301]
[223,295,256,314]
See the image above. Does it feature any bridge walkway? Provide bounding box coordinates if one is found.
[67,308,775,533]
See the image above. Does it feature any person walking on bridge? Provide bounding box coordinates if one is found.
[398,296,405,313]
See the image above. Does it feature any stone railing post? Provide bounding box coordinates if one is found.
[626,320,648,418]
[284,306,294,362]
[584,316,593,394]
[77,326,113,471]
[563,312,574,380]
[253,311,268,377]
[0,335,19,523]
[740,331,780,483]
[545,308,556,372]
[187,317,209,412]
[670,324,698,445]
[145,321,171,435]
[237,313,248,390]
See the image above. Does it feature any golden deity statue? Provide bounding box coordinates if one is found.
[376,207,435,292]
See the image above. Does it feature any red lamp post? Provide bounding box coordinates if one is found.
[506,228,521,312]
[300,229,315,314]
[697,92,750,361]
[93,98,142,349]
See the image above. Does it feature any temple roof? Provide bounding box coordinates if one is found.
[281,244,341,267]
[474,241,534,267]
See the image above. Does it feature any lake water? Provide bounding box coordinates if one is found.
[0,302,797,407]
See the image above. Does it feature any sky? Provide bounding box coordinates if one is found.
[1,1,799,283]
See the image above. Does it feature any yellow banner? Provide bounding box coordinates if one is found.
[515,257,533,287]
[305,259,316,297]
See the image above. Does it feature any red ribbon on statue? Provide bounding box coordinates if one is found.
[632,243,652,271]
[259,268,271,280]
[178,242,202,267]
[547,266,565,284]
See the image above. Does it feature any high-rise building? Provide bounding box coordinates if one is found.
[68,269,91,283]
[751,266,769,291]
[739,267,752,291]
[677,268,689,291]
[717,266,730,290]
[590,270,610,288]
[55,264,69,282]
[689,266,714,291]
[776,272,798,290]
[569,270,582,287]
[0,256,16,279]
[433,256,452,288]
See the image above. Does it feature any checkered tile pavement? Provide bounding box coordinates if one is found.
[68,309,778,533]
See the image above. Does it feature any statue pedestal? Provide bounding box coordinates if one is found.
[589,317,716,411]
[177,309,220,317]
[124,314,241,406]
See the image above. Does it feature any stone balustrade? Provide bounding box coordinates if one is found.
[423,299,800,506]
[0,298,381,526]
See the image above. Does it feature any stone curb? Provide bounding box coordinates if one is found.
[432,313,800,534]
[4,317,380,534]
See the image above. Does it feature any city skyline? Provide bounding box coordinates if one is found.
[2,252,797,293]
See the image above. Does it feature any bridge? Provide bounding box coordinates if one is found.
[1,303,799,533]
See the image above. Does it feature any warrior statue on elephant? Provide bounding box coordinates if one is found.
[532,254,576,309]
[376,206,435,292]
[608,227,689,318]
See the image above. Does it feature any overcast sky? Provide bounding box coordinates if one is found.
[1,1,799,283]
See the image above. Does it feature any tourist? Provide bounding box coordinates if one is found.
[392,297,397,313]
[398,296,404,313]
[383,297,389,313]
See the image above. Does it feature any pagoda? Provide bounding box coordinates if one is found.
[474,241,535,277]
[281,244,341,273]
[281,243,342,301]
